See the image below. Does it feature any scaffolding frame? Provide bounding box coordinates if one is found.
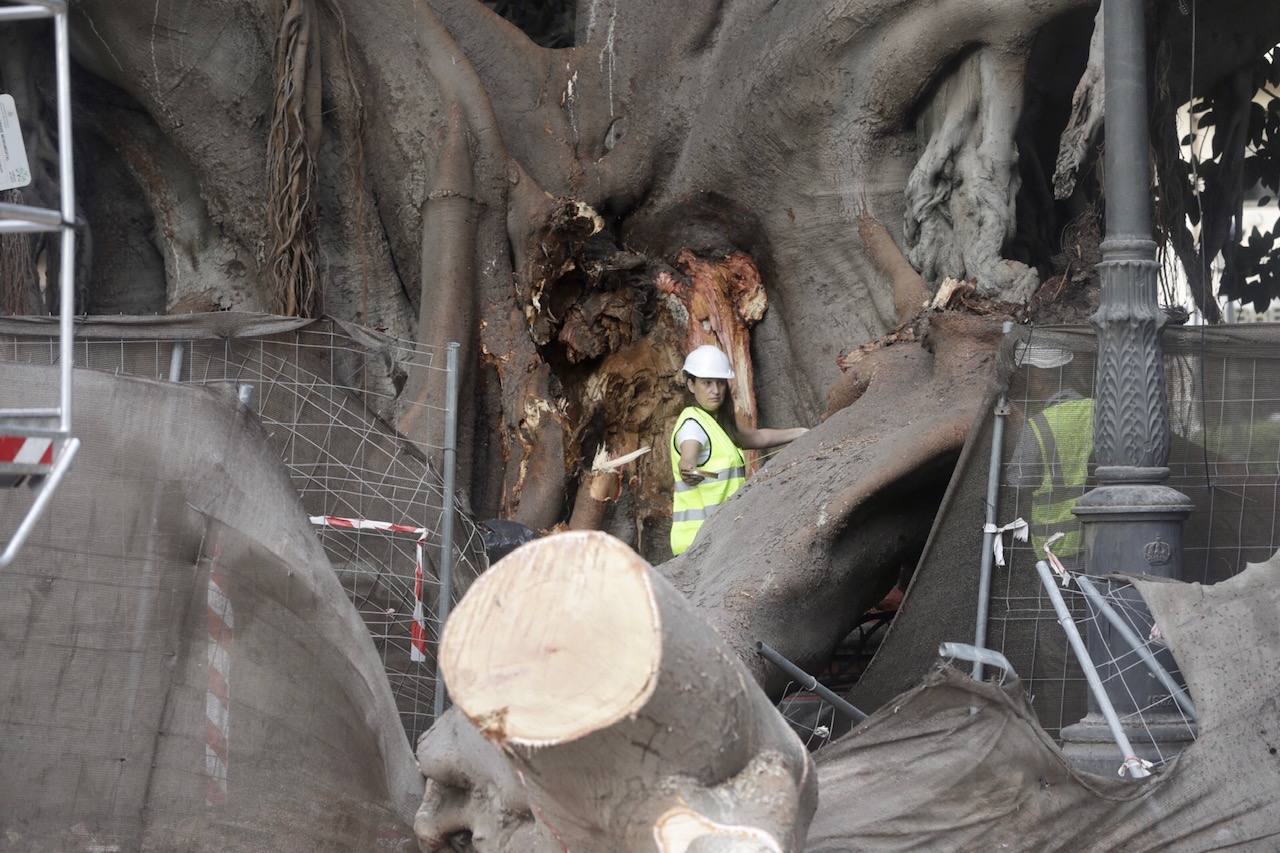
[0,0,80,567]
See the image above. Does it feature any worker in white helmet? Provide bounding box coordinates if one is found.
[1008,341,1092,568]
[669,344,808,556]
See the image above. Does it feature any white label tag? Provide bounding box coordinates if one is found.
[0,94,33,191]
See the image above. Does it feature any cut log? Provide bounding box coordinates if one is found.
[438,531,816,852]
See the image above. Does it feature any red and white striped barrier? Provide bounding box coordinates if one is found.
[205,544,233,807]
[308,515,425,536]
[410,540,428,663]
[0,436,54,467]
[309,516,430,663]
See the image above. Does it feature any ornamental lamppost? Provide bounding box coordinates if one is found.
[1058,0,1196,772]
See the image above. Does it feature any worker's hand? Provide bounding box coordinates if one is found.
[679,462,705,487]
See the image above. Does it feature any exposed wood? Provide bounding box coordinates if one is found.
[438,531,817,851]
[567,446,650,531]
[657,250,767,435]
[857,212,930,325]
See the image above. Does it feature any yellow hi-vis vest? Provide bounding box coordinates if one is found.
[1027,396,1094,560]
[670,406,746,555]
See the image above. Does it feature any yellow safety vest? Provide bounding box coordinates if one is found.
[670,406,746,555]
[1027,397,1093,560]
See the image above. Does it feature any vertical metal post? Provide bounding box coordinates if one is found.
[0,2,78,569]
[972,320,1014,681]
[433,341,460,720]
[169,342,186,383]
[54,7,74,434]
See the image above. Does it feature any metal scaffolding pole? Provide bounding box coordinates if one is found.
[433,342,461,720]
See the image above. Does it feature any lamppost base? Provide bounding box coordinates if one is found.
[1069,471,1194,775]
[1073,472,1192,581]
[1060,712,1197,777]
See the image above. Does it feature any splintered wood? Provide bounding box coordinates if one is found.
[656,249,766,432]
[494,230,770,541]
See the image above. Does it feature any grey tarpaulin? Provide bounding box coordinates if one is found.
[0,315,487,743]
[849,387,996,717]
[808,555,1280,851]
[0,363,419,851]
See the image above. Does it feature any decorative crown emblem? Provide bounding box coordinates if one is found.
[1144,537,1172,566]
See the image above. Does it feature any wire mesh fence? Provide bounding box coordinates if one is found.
[988,324,1280,740]
[777,682,839,751]
[1024,565,1198,773]
[0,315,485,744]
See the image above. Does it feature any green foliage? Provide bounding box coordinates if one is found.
[1177,49,1280,314]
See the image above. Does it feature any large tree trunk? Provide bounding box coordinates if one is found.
[436,530,817,851]
[663,310,1005,694]
[7,0,1274,545]
[9,1,1280,847]
[38,0,1127,554]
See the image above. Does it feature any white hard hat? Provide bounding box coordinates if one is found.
[1015,341,1073,370]
[682,345,735,380]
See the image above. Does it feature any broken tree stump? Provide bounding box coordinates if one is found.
[437,530,817,852]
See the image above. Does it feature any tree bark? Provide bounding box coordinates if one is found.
[438,530,817,852]
[663,311,1005,696]
[1053,8,1104,202]
[415,708,539,852]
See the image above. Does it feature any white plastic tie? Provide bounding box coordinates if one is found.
[1119,755,1154,778]
[983,517,1028,566]
[1043,533,1072,586]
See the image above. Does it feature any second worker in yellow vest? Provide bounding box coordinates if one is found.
[1008,341,1093,566]
[670,345,809,556]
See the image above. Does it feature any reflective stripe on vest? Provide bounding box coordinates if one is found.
[1027,398,1093,559]
[673,466,747,492]
[670,406,746,555]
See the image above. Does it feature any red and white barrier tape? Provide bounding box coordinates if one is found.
[0,436,54,466]
[309,516,430,663]
[205,544,233,807]
[308,515,425,536]
[411,540,428,663]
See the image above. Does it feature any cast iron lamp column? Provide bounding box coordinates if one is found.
[1058,0,1195,773]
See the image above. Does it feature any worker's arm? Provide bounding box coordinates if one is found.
[736,426,808,450]
[678,440,707,486]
